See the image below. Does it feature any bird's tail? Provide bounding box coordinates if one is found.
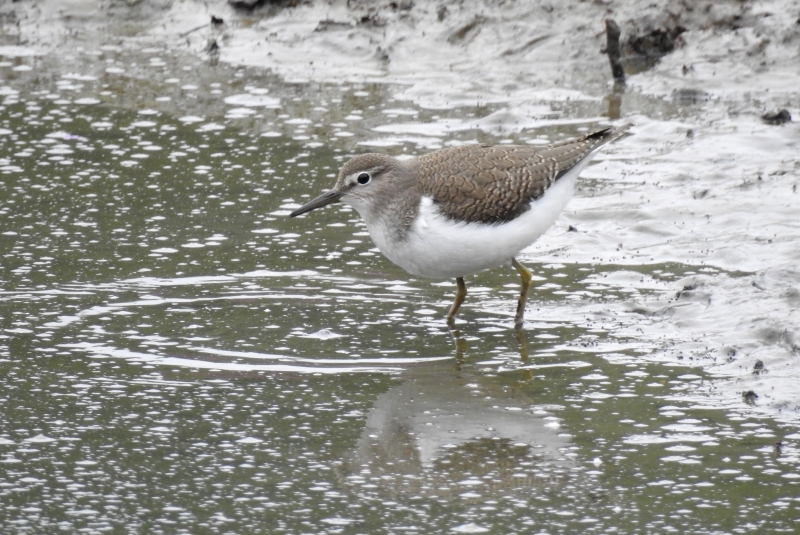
[549,123,633,151]
[543,123,632,182]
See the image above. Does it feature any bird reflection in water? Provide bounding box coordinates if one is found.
[334,334,578,500]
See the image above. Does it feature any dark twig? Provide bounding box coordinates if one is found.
[604,19,626,84]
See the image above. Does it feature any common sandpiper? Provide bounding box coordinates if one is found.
[290,124,631,327]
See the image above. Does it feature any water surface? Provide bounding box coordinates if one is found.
[1,43,799,534]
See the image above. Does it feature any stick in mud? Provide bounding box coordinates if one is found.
[604,19,626,84]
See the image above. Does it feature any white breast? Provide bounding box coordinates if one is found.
[365,166,582,280]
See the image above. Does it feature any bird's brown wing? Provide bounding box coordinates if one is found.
[416,125,631,224]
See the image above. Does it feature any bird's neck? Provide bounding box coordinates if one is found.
[365,169,422,244]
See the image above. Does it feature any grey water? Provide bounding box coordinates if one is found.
[1,44,799,534]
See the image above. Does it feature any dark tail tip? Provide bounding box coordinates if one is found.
[587,123,633,145]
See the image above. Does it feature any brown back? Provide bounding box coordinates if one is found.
[416,126,629,224]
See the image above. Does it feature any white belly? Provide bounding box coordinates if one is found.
[365,168,580,280]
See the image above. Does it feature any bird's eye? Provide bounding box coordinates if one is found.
[357,173,371,185]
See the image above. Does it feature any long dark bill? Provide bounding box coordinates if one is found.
[289,190,343,217]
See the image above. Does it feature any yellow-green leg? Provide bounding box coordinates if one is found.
[512,258,532,328]
[446,277,467,325]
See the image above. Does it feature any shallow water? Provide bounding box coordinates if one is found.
[2,42,800,534]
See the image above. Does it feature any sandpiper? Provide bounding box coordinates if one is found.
[290,124,631,326]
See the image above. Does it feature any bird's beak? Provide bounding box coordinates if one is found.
[289,190,343,217]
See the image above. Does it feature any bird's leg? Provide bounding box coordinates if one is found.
[512,258,533,328]
[446,277,467,325]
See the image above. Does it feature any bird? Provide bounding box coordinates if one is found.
[290,124,631,327]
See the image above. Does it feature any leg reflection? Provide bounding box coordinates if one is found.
[515,326,530,363]
[447,324,467,369]
[448,322,531,370]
